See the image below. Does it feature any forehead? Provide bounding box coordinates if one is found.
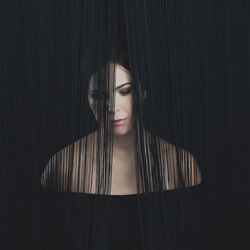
[88,63,131,90]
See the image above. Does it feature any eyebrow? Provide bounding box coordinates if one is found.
[90,82,131,92]
[115,82,131,90]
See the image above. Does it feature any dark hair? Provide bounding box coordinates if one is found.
[80,2,130,82]
[113,41,130,71]
[80,4,131,91]
[80,41,130,82]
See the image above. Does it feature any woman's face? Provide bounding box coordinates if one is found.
[88,62,133,136]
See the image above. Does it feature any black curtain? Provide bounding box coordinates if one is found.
[0,0,249,250]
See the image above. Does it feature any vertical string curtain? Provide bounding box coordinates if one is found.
[0,0,249,250]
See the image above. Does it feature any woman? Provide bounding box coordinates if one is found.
[41,44,202,195]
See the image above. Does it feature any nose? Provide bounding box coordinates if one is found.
[107,98,115,113]
[106,99,113,113]
[106,94,120,114]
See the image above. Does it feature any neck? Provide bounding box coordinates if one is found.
[113,128,136,153]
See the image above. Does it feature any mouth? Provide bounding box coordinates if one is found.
[111,118,128,126]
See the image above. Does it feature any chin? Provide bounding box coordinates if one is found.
[114,126,133,136]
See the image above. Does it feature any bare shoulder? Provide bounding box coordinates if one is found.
[153,133,202,188]
[40,131,96,191]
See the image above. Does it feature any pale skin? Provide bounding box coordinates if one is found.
[41,63,202,195]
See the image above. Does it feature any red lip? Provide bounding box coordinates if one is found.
[112,119,126,122]
[110,118,128,126]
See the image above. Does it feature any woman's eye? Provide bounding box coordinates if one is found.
[120,88,131,95]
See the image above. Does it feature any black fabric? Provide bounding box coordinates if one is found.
[39,183,204,250]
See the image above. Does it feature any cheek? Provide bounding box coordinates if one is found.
[122,96,133,115]
[88,97,93,109]
[88,98,97,114]
[129,97,133,114]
